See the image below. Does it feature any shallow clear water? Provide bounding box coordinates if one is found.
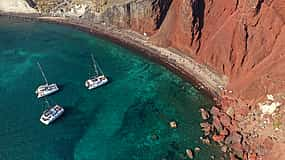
[0,16,222,160]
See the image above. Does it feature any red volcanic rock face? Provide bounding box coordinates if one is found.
[152,0,285,102]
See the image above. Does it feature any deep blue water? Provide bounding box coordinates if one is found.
[0,16,222,160]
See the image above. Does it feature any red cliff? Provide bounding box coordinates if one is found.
[152,0,285,104]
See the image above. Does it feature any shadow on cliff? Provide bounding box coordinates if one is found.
[155,0,173,29]
[191,0,205,41]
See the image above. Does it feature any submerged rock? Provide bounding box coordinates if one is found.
[194,147,201,152]
[186,149,193,159]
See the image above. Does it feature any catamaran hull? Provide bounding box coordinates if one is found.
[85,76,108,90]
[37,88,59,98]
[40,111,63,125]
[40,106,64,125]
[36,83,59,98]
[87,79,108,90]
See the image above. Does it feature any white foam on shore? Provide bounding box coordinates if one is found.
[0,0,37,13]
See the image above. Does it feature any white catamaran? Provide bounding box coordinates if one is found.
[85,54,108,90]
[40,100,64,125]
[35,62,59,98]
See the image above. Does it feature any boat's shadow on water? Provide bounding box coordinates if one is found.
[57,84,65,92]
[50,105,99,160]
[106,76,113,84]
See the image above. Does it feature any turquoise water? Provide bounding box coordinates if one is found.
[0,16,222,160]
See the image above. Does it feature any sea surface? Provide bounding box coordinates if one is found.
[0,16,223,160]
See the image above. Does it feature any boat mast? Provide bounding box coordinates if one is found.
[91,54,99,77]
[96,60,104,75]
[37,62,48,84]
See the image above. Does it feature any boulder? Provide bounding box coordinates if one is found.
[221,145,228,152]
[225,132,242,144]
[230,153,239,160]
[201,137,211,145]
[210,106,221,116]
[212,134,225,142]
[232,132,243,144]
[194,147,201,152]
[200,122,211,135]
[231,143,244,158]
[200,108,210,120]
[169,121,177,128]
[262,137,274,151]
[229,120,239,131]
[220,128,229,136]
[226,106,235,118]
[248,153,257,160]
[213,116,223,132]
[186,149,193,159]
[220,113,232,127]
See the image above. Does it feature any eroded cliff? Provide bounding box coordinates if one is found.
[153,0,285,104]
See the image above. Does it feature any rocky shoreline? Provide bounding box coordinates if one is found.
[199,92,285,160]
